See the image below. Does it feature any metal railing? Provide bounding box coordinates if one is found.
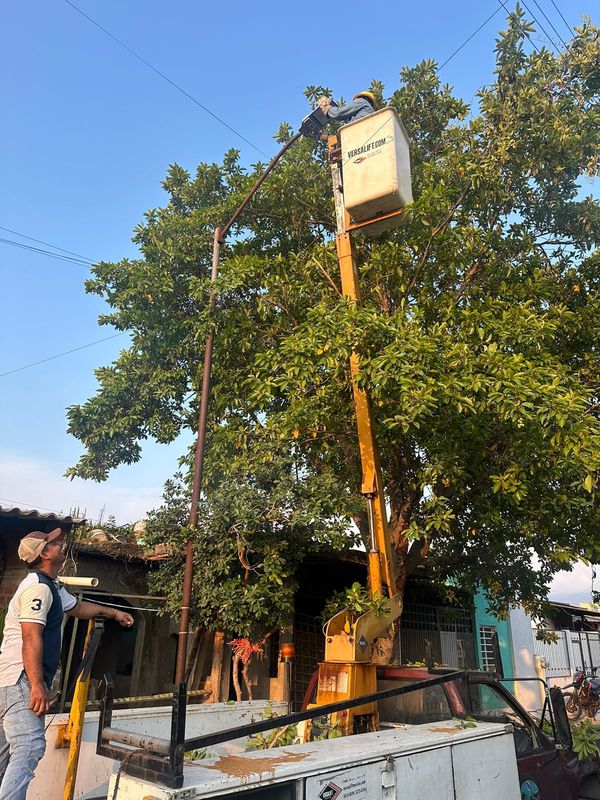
[97,670,466,789]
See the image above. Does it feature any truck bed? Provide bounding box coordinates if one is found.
[109,720,521,800]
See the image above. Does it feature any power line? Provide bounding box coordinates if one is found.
[497,0,541,54]
[439,6,504,70]
[0,332,126,378]
[4,7,513,277]
[63,0,268,158]
[340,4,532,170]
[530,0,568,48]
[0,236,92,267]
[0,496,72,515]
[0,225,96,262]
[79,597,162,613]
[519,0,561,52]
[5,6,548,384]
[548,0,575,38]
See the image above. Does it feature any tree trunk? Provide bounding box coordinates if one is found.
[242,659,253,701]
[372,618,401,665]
[208,631,227,703]
[232,652,242,702]
[370,493,424,665]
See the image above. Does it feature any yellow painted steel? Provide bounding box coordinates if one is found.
[56,620,94,800]
[313,662,378,736]
[324,593,403,663]
[312,136,406,737]
[334,228,396,599]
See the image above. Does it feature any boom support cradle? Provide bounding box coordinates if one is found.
[324,593,403,663]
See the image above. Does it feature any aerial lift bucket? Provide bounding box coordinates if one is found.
[339,107,412,235]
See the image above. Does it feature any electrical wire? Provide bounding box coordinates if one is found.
[497,0,541,54]
[0,236,92,267]
[530,0,568,48]
[45,713,58,732]
[63,0,268,158]
[519,0,561,52]
[80,596,162,613]
[0,226,96,262]
[548,0,575,38]
[5,5,552,386]
[0,331,126,378]
[0,496,71,515]
[438,6,504,70]
[338,1,544,171]
[9,4,525,278]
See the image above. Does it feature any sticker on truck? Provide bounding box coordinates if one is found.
[306,764,379,800]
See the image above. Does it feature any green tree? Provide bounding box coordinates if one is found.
[67,8,600,640]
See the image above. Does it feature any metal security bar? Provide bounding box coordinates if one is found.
[292,614,324,710]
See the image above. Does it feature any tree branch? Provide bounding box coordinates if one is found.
[312,257,343,298]
[406,185,470,296]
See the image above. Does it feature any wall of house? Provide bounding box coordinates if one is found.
[61,551,177,699]
[66,547,148,594]
[508,607,544,713]
[0,533,26,619]
[473,595,544,713]
[473,591,513,678]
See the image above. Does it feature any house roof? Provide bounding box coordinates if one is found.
[550,601,600,619]
[0,504,85,525]
[73,540,171,563]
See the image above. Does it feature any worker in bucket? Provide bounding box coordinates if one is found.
[0,528,134,800]
[317,91,377,124]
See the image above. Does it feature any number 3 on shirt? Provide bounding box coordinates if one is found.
[30,599,42,612]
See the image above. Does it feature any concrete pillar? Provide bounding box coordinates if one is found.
[508,608,544,713]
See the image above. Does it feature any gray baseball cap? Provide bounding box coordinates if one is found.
[18,528,64,564]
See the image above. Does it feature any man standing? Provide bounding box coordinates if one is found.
[0,528,134,800]
[317,91,377,124]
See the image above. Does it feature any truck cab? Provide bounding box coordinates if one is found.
[373,667,600,800]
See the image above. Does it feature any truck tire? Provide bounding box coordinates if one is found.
[578,773,600,799]
[564,691,583,721]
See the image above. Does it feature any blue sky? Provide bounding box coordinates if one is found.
[0,1,595,600]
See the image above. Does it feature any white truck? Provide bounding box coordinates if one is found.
[98,668,600,800]
[108,720,520,800]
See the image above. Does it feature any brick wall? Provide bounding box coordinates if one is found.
[0,533,26,608]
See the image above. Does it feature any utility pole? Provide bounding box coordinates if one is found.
[174,121,326,684]
[174,103,334,685]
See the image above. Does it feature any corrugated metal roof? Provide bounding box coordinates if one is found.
[0,505,85,525]
[73,541,170,562]
[551,600,600,618]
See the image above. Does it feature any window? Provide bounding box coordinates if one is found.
[480,625,499,672]
[467,683,540,756]
[378,679,454,725]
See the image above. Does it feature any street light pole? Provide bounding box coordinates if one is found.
[174,132,303,686]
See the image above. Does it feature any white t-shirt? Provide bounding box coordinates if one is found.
[0,572,77,687]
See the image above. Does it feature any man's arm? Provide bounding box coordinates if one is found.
[326,99,367,122]
[68,600,134,628]
[21,622,49,716]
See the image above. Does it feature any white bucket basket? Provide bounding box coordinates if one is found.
[340,107,413,234]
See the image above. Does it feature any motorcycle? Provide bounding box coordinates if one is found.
[563,667,600,720]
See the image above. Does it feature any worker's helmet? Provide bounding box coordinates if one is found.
[353,91,377,108]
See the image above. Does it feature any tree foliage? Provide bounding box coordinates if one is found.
[67,8,600,634]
